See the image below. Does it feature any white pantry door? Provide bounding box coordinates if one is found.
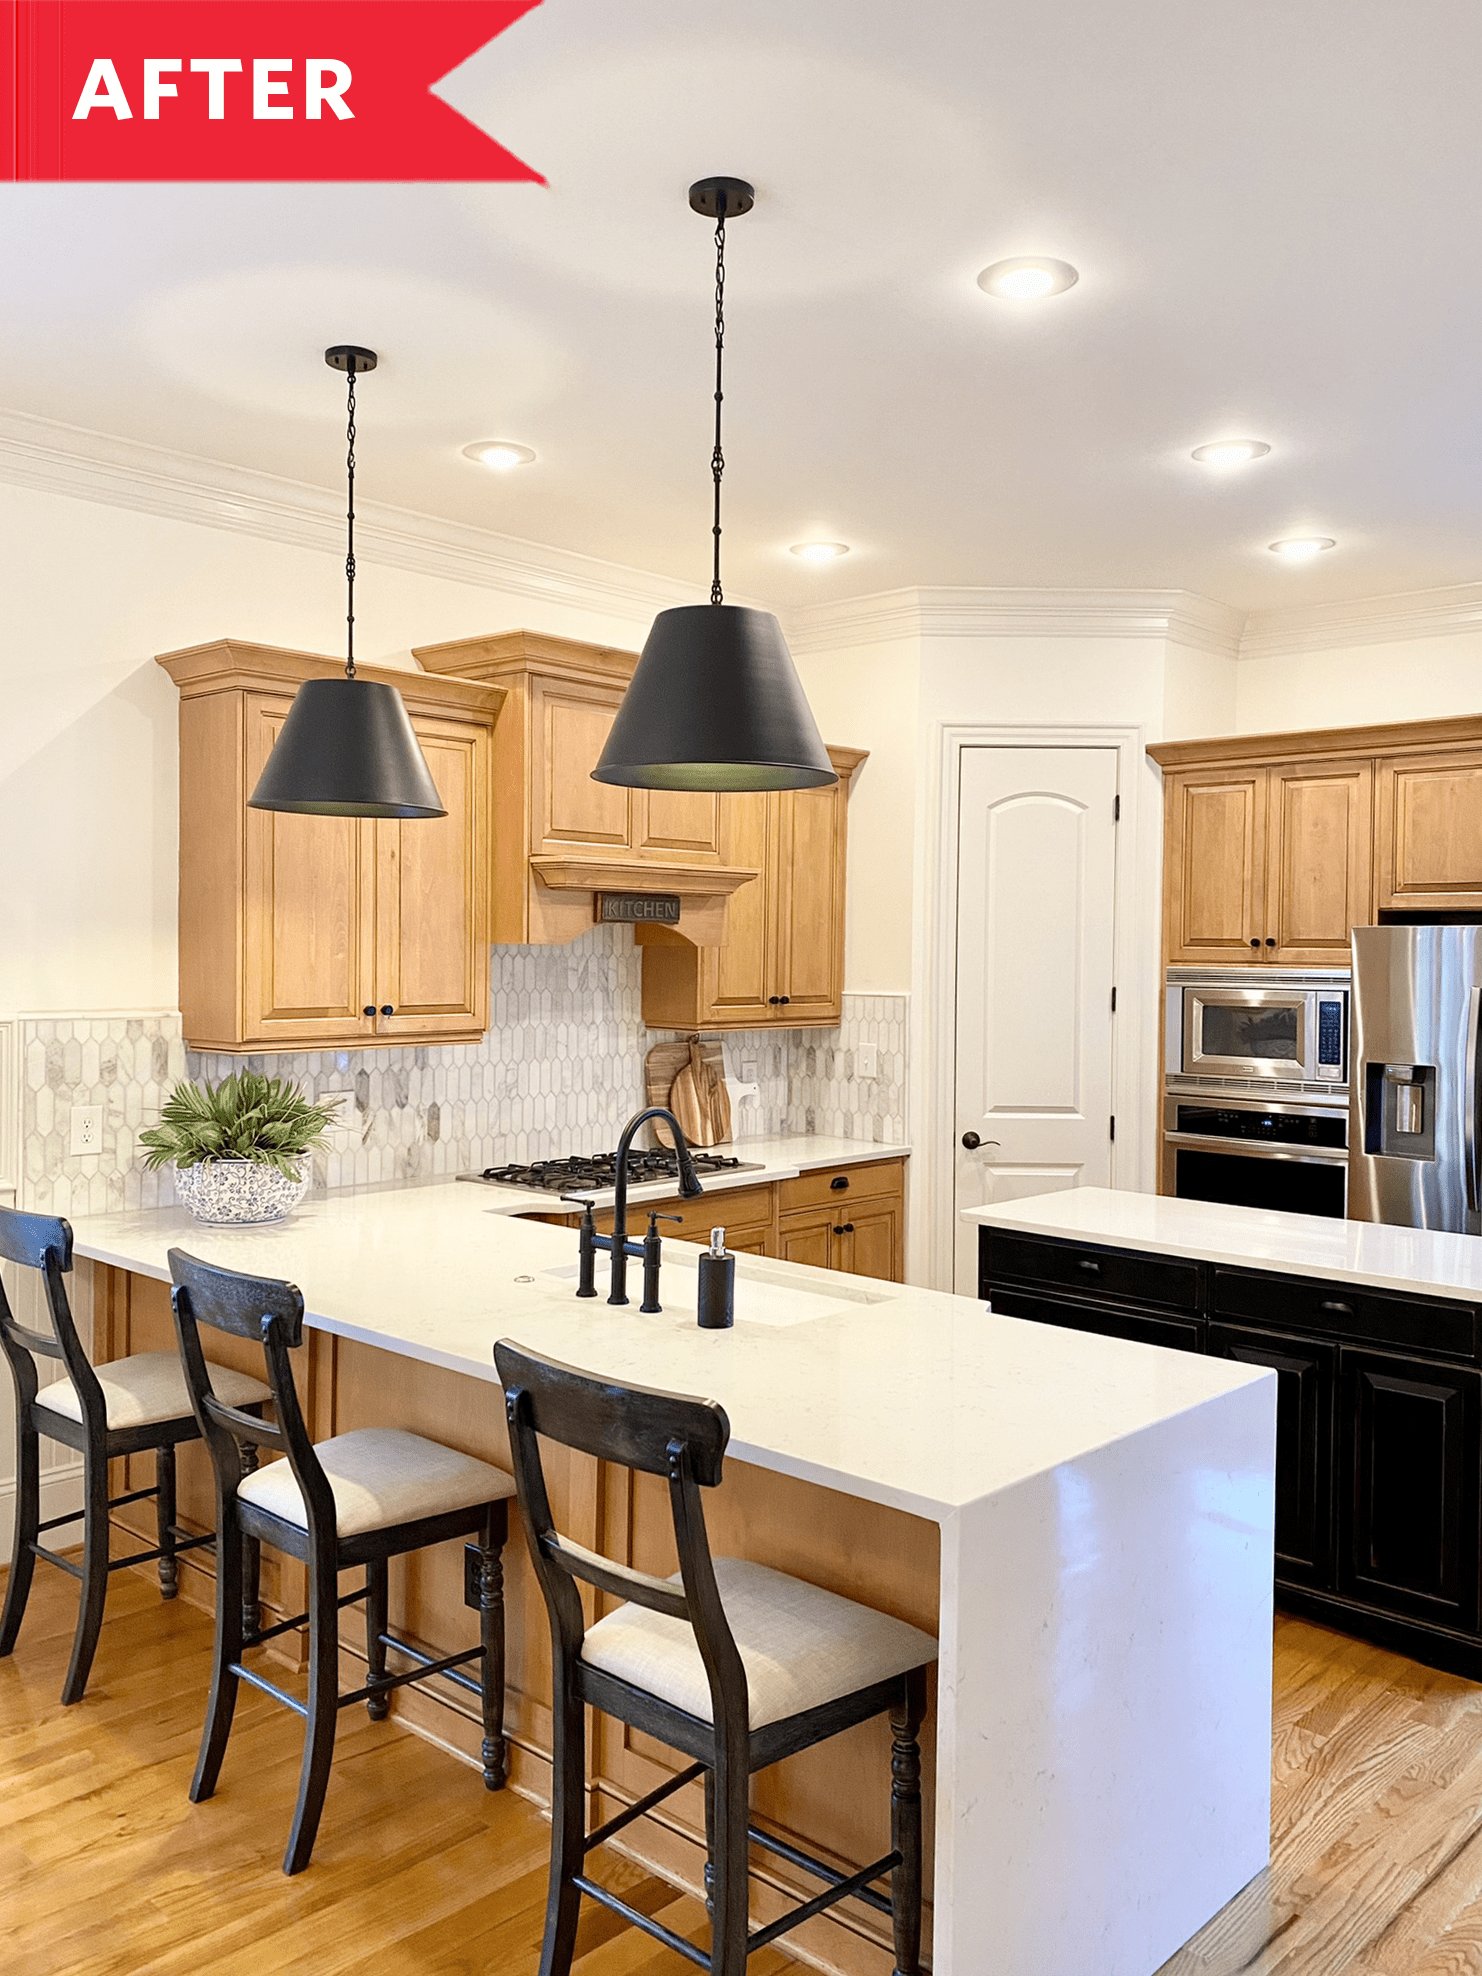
[953,746,1119,1293]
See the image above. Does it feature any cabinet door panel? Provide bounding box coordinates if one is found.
[775,782,845,1021]
[1376,752,1482,911]
[375,721,490,1038]
[632,789,723,863]
[1339,1346,1481,1628]
[243,698,375,1044]
[1165,769,1266,964]
[835,1201,903,1283]
[536,682,631,850]
[1209,1321,1335,1588]
[778,1209,832,1271]
[1267,760,1373,964]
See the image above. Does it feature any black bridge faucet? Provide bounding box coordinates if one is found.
[565,1107,704,1310]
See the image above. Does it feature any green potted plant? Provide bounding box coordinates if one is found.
[140,1071,338,1226]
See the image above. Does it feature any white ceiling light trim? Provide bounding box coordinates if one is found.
[1269,536,1337,560]
[463,440,537,471]
[0,407,700,627]
[976,257,1079,299]
[1191,440,1271,465]
[790,541,850,561]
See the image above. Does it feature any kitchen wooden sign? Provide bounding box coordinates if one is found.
[596,893,682,925]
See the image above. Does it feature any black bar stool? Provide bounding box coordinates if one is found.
[495,1339,937,1976]
[170,1248,516,1875]
[0,1206,271,1705]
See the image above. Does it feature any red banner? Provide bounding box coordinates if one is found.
[0,0,544,180]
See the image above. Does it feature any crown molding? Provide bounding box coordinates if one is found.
[785,585,1245,658]
[1239,582,1482,661]
[0,407,700,631]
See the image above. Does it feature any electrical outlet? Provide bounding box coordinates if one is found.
[856,1044,879,1080]
[740,1058,759,1084]
[69,1104,103,1156]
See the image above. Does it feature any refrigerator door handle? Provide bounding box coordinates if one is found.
[1466,986,1481,1215]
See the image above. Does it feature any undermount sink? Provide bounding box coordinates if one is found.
[538,1251,893,1328]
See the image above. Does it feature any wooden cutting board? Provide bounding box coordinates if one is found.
[643,1036,731,1147]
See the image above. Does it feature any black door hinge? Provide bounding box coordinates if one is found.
[1113,793,1121,822]
[1109,1114,1116,1142]
[1110,985,1117,1013]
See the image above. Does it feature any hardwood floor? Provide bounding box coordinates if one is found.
[7,1563,1482,1976]
[0,1566,807,1976]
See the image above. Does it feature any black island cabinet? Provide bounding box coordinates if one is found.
[981,1226,1482,1678]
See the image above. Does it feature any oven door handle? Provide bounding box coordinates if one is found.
[1163,1131,1348,1166]
[1466,986,1481,1215]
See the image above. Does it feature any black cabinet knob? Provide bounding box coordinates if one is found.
[830,1174,849,1190]
[362,1006,376,1018]
[961,1131,981,1150]
[780,996,791,1005]
[833,1223,854,1235]
[1265,938,1276,948]
[380,1005,394,1017]
[1249,938,1261,948]
[768,996,782,1005]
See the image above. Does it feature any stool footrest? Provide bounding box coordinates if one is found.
[572,1876,709,1970]
[342,1636,484,1709]
[30,1542,84,1580]
[228,1660,309,1719]
[745,1849,901,1955]
[245,1584,367,1650]
[108,1484,161,1511]
[746,1823,896,1918]
[37,1508,85,1534]
[584,1761,705,1856]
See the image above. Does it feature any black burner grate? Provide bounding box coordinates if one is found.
[479,1149,744,1194]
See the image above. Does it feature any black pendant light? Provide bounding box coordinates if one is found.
[593,179,836,794]
[249,346,446,819]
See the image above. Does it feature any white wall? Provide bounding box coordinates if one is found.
[0,480,666,1013]
[1235,630,1482,734]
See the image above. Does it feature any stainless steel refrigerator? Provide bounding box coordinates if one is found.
[1350,924,1482,1232]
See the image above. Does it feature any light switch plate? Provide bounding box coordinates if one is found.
[69,1104,104,1156]
[856,1044,879,1080]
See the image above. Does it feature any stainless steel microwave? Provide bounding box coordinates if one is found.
[1166,968,1349,1086]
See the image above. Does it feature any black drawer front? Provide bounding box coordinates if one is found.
[1211,1267,1477,1360]
[983,1230,1200,1314]
[991,1286,1203,1355]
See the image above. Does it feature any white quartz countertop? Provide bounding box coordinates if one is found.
[968,1186,1482,1303]
[462,1134,911,1216]
[69,1178,1264,1524]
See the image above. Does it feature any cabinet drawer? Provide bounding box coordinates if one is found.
[1211,1267,1477,1360]
[589,1184,776,1241]
[991,1286,1202,1354]
[778,1160,904,1213]
[982,1232,1200,1314]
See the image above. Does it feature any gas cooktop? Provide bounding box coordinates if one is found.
[461,1150,761,1194]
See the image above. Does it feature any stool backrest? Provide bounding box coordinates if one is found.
[168,1248,335,1535]
[0,1206,106,1423]
[494,1340,747,1735]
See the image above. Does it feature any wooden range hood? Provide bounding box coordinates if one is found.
[413,630,757,946]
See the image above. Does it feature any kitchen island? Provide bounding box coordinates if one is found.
[971,1187,1482,1681]
[68,1180,1275,1976]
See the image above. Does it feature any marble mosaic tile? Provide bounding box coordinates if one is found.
[19,932,908,1209]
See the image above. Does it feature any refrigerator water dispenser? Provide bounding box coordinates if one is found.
[1364,1063,1437,1159]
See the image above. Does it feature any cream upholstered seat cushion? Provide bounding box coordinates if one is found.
[34,1351,270,1432]
[236,1428,515,1539]
[580,1557,937,1729]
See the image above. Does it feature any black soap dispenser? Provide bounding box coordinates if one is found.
[697,1227,735,1330]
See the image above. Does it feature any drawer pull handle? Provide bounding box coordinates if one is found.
[1319,1299,1354,1317]
[1078,1259,1101,1274]
[830,1175,849,1191]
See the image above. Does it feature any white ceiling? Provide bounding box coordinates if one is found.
[4,0,1480,613]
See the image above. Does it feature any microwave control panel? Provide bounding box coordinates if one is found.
[1316,998,1346,1079]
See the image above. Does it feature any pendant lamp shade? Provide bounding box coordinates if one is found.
[248,676,446,818]
[593,604,835,792]
[248,344,445,819]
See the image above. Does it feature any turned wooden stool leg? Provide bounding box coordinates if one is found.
[479,1506,507,1790]
[889,1668,927,1976]
[365,1558,389,1721]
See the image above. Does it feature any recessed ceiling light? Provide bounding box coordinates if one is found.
[1269,537,1336,560]
[790,541,850,562]
[976,257,1079,300]
[1192,440,1271,466]
[462,440,536,471]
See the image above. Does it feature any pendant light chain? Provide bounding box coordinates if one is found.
[711,206,727,607]
[344,358,358,680]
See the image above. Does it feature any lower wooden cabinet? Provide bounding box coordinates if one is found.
[1338,1347,1481,1631]
[1209,1321,1335,1589]
[981,1228,1482,1677]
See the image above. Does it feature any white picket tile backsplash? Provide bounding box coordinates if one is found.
[19,930,907,1212]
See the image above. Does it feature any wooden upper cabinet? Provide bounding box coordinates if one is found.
[1376,751,1482,912]
[1163,768,1267,963]
[413,632,755,945]
[158,640,501,1053]
[1267,759,1374,965]
[638,748,866,1030]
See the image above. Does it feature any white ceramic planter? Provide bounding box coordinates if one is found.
[173,1155,311,1226]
